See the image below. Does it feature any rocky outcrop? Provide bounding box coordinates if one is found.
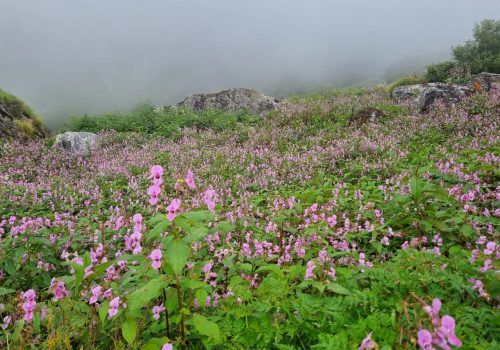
[392,83,472,111]
[54,131,99,154]
[177,88,281,116]
[469,72,500,92]
[0,89,47,139]
[350,108,385,125]
[391,73,500,111]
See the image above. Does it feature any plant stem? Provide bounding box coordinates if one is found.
[162,287,171,338]
[175,274,186,349]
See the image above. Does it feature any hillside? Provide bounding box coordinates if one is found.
[0,88,46,139]
[0,85,499,349]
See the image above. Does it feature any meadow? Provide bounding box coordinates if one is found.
[0,86,498,349]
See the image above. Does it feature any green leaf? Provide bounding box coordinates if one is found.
[141,344,160,350]
[127,277,165,311]
[166,239,190,276]
[485,276,500,299]
[84,252,91,268]
[371,241,383,253]
[191,314,221,341]
[122,319,137,344]
[256,264,282,277]
[184,226,209,243]
[147,220,170,241]
[4,259,16,275]
[12,319,24,341]
[0,287,16,296]
[433,220,450,232]
[327,282,352,295]
[196,289,208,308]
[94,261,114,274]
[180,210,215,222]
[141,337,169,350]
[147,213,168,226]
[68,262,84,293]
[99,300,110,325]
[410,175,423,199]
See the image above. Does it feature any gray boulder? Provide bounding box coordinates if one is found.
[177,88,280,116]
[54,131,99,154]
[469,72,500,92]
[392,83,472,110]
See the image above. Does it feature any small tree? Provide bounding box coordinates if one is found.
[453,19,500,74]
[426,19,500,82]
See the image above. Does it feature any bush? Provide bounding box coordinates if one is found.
[67,104,260,138]
[453,19,500,75]
[424,61,456,83]
[426,19,500,82]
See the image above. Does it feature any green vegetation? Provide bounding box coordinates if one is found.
[387,74,427,94]
[0,87,46,138]
[425,19,500,82]
[0,88,38,120]
[1,84,498,349]
[67,104,261,138]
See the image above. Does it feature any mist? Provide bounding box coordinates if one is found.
[1,0,499,128]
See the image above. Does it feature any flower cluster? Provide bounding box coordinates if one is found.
[149,248,163,270]
[49,278,69,301]
[148,165,164,205]
[108,296,126,319]
[21,289,37,322]
[417,298,462,350]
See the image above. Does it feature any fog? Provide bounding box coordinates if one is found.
[1,0,499,128]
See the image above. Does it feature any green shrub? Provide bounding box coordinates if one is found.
[425,61,456,83]
[453,19,500,75]
[67,104,260,138]
[426,19,500,82]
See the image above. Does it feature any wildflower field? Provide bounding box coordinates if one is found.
[0,86,498,349]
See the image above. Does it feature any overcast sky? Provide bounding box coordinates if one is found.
[1,0,499,127]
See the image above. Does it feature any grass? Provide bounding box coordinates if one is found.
[387,74,427,94]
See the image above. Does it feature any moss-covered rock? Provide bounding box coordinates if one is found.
[0,88,47,139]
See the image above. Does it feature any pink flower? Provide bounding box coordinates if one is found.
[22,289,37,322]
[149,249,163,269]
[108,296,122,319]
[484,241,496,255]
[50,278,69,301]
[148,185,162,206]
[152,303,165,320]
[149,165,164,185]
[358,332,377,350]
[2,316,11,330]
[167,198,181,221]
[89,285,103,304]
[304,261,315,280]
[203,263,213,274]
[185,170,196,189]
[417,329,434,350]
[439,315,462,347]
[133,214,143,225]
[162,344,173,350]
[204,188,217,212]
[423,298,441,325]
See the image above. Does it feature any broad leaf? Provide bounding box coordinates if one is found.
[191,315,221,341]
[127,277,165,311]
[122,319,137,344]
[166,239,190,276]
